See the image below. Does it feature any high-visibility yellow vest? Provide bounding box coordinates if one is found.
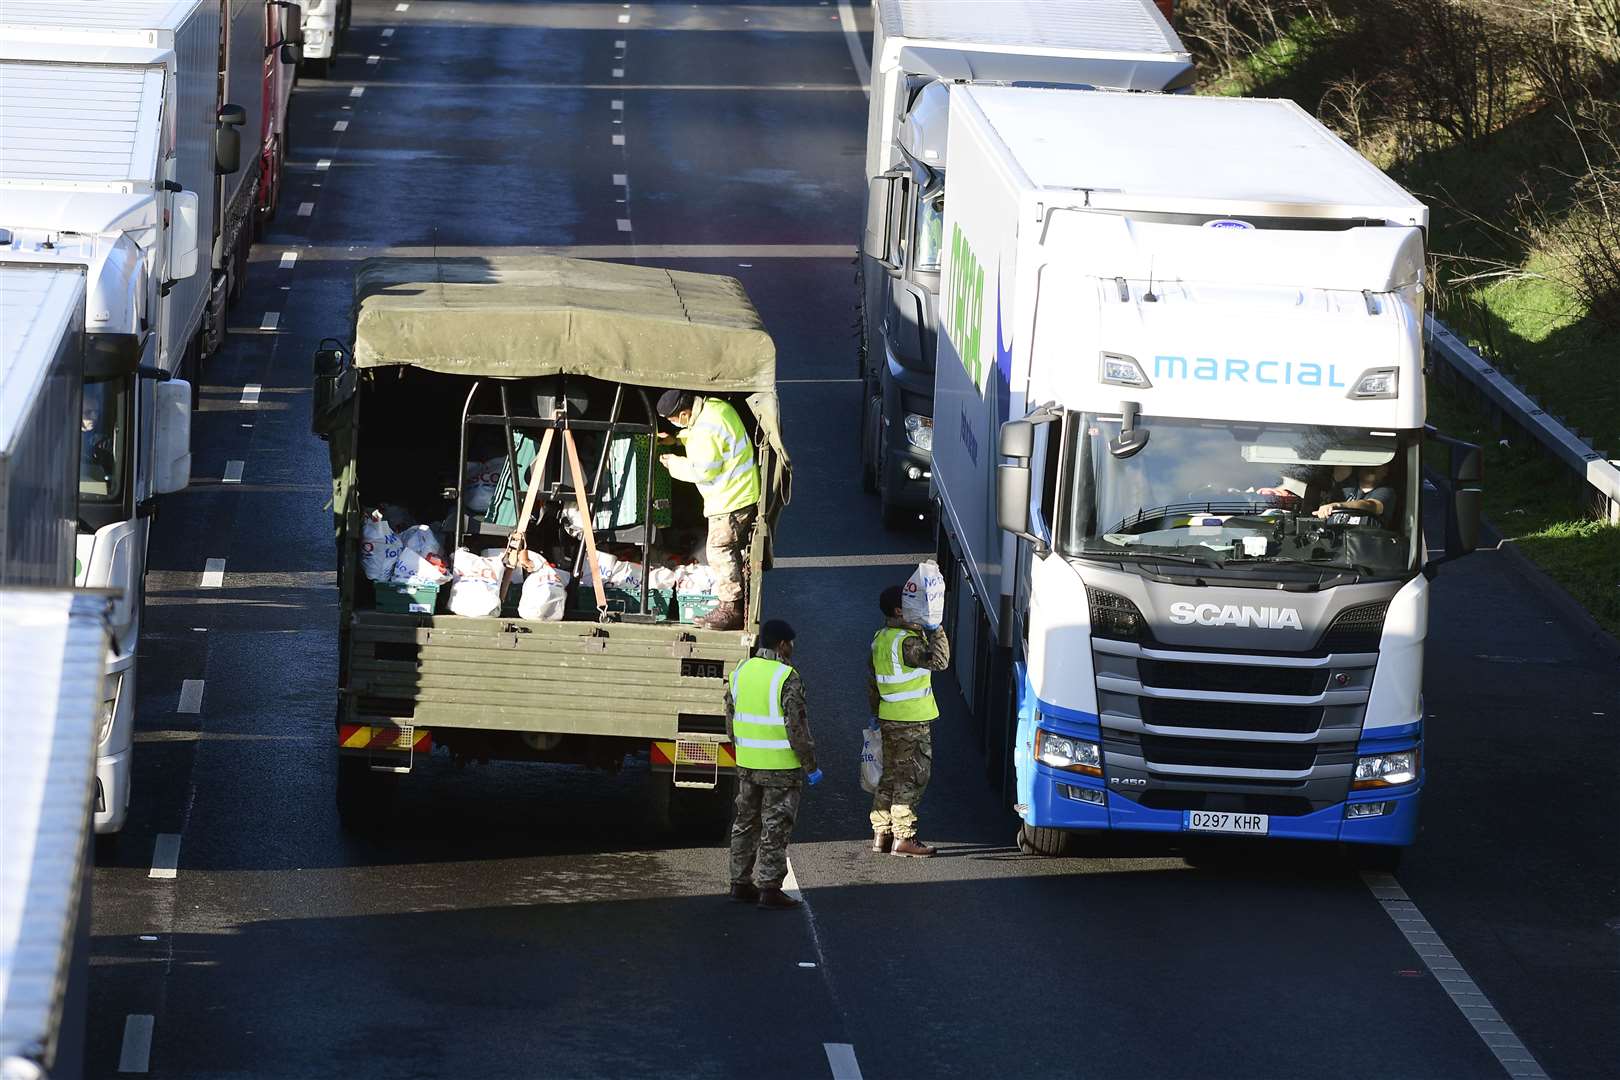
[679,397,760,516]
[872,626,938,722]
[730,656,801,770]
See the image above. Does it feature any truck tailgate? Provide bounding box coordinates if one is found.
[345,611,748,739]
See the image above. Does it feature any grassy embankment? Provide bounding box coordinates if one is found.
[1187,2,1619,635]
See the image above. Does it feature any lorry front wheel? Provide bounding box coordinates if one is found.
[302,57,330,79]
[1017,823,1071,857]
[877,429,910,529]
[859,391,879,494]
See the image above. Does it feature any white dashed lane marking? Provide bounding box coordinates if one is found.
[350,86,365,98]
[1364,873,1549,1078]
[367,54,380,65]
[333,120,349,131]
[612,68,624,78]
[616,219,632,232]
[259,311,279,331]
[612,134,625,146]
[382,27,395,37]
[297,201,314,216]
[611,99,623,110]
[612,173,627,186]
[118,1014,154,1073]
[200,558,226,588]
[824,1044,863,1080]
[178,679,204,714]
[395,2,409,9]
[222,459,244,483]
[316,158,332,171]
[240,383,261,405]
[278,251,298,269]
[149,834,182,880]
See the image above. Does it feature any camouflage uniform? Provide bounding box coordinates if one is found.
[707,506,755,603]
[867,619,950,840]
[725,647,816,888]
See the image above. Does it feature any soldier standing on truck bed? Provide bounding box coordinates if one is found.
[868,585,950,858]
[725,619,821,910]
[656,389,759,632]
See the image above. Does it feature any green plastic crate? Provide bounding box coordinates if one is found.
[675,593,720,624]
[374,581,440,615]
[570,584,673,620]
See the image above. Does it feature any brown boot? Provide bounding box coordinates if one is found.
[891,837,937,858]
[756,886,802,910]
[729,882,760,903]
[872,831,893,854]
[695,600,744,631]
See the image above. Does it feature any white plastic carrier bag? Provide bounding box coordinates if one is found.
[447,548,504,617]
[859,723,884,794]
[518,561,569,622]
[463,458,503,514]
[901,560,945,628]
[361,510,403,582]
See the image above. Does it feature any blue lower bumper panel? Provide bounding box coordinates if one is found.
[1027,765,1420,846]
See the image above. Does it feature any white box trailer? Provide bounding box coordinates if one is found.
[0,588,112,1080]
[0,0,259,369]
[857,0,1194,524]
[0,266,84,587]
[932,88,1478,860]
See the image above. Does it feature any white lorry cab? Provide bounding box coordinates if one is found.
[298,0,351,78]
[0,3,206,832]
[858,0,1193,525]
[931,89,1483,860]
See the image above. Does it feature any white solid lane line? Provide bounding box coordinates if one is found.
[200,558,226,588]
[118,1014,155,1073]
[223,459,244,483]
[297,201,314,216]
[259,311,280,331]
[1363,873,1549,1079]
[241,383,261,405]
[177,679,204,714]
[824,1044,863,1080]
[836,0,870,92]
[149,834,182,880]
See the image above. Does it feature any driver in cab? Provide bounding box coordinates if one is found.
[1313,463,1396,527]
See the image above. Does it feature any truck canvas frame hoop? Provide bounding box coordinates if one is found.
[313,255,790,832]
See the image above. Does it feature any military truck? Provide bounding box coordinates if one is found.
[312,256,791,830]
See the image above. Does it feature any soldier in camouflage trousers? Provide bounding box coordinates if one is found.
[725,619,820,910]
[868,585,950,857]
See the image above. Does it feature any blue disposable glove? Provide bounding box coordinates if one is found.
[869,717,881,730]
[923,622,941,631]
[806,769,824,786]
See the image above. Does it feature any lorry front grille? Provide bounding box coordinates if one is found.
[1139,697,1322,734]
[1139,734,1327,772]
[1137,659,1326,696]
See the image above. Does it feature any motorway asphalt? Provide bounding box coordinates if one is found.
[86,2,1618,1077]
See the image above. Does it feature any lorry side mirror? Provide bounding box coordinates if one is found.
[215,124,241,175]
[153,379,193,495]
[280,42,302,65]
[312,341,352,438]
[1449,487,1481,557]
[313,345,347,379]
[864,175,900,268]
[218,103,247,127]
[1452,444,1483,485]
[1109,400,1150,459]
[999,419,1033,458]
[280,3,305,45]
[997,462,1032,537]
[168,190,200,281]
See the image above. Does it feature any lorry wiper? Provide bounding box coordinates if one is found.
[1081,549,1225,570]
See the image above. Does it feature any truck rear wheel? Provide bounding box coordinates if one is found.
[649,773,735,840]
[1017,823,1071,857]
[336,755,398,829]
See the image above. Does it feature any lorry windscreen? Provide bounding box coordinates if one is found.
[1058,414,1420,580]
[78,376,128,504]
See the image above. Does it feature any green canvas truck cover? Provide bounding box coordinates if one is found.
[346,255,791,527]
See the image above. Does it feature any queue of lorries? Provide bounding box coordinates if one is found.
[1,1,1485,1074]
[0,2,343,1073]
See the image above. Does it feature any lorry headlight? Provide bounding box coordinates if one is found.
[99,697,117,746]
[1086,587,1145,642]
[1348,367,1399,399]
[307,27,327,45]
[1353,749,1419,789]
[1100,352,1151,388]
[903,413,933,451]
[1036,729,1102,776]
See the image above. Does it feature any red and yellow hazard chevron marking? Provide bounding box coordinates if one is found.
[338,724,431,753]
[651,740,735,769]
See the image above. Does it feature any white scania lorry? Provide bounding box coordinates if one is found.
[298,0,351,78]
[932,88,1482,860]
[0,1,207,834]
[857,0,1193,526]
